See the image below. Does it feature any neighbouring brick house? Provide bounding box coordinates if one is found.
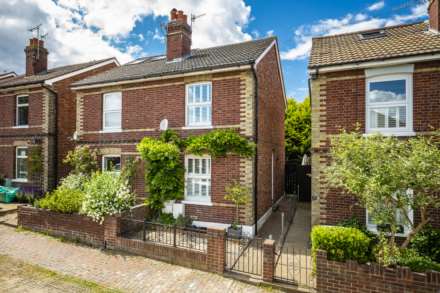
[0,37,118,193]
[309,0,440,235]
[0,72,16,81]
[71,9,286,236]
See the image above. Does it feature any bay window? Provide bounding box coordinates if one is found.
[185,155,211,203]
[186,82,212,127]
[103,92,122,131]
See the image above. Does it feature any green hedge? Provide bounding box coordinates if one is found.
[397,249,440,272]
[37,188,84,214]
[311,225,372,263]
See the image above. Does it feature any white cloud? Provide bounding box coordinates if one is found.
[281,2,428,61]
[0,0,253,74]
[368,1,385,12]
[266,30,274,37]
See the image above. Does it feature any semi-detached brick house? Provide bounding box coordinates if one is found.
[309,0,440,236]
[71,9,286,236]
[0,38,118,192]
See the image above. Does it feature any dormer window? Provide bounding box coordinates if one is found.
[359,29,386,40]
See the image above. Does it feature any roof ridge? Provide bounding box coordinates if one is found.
[312,20,427,40]
[192,36,276,51]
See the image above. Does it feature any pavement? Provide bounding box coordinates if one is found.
[0,203,20,227]
[0,224,276,293]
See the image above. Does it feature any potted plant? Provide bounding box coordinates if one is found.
[224,182,250,238]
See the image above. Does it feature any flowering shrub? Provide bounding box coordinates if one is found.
[81,172,135,223]
[59,173,89,192]
[37,188,84,214]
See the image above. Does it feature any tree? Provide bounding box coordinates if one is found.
[285,97,311,163]
[63,146,99,175]
[326,131,440,250]
[224,182,250,229]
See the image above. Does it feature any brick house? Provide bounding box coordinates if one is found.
[71,9,286,236]
[0,38,118,193]
[309,0,440,234]
[0,72,16,81]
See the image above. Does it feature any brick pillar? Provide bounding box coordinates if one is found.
[104,216,121,249]
[263,239,275,282]
[207,227,226,274]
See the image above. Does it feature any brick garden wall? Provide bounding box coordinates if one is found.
[311,61,440,228]
[316,250,440,293]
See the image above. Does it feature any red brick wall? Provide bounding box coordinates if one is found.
[255,45,286,219]
[316,250,440,293]
[316,61,440,227]
[53,62,117,180]
[0,90,44,130]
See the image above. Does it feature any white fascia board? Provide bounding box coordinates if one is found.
[71,65,252,90]
[45,58,119,86]
[308,53,440,74]
[254,40,287,106]
[0,73,17,80]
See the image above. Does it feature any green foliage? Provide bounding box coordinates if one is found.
[120,157,140,190]
[185,129,255,158]
[81,172,135,223]
[63,146,99,175]
[224,182,250,228]
[397,249,440,272]
[326,131,440,250]
[311,225,372,263]
[59,173,89,192]
[27,146,43,178]
[137,137,184,217]
[338,217,377,240]
[15,192,37,205]
[160,129,184,148]
[157,212,176,225]
[175,215,193,227]
[38,188,84,214]
[409,225,440,263]
[285,98,311,163]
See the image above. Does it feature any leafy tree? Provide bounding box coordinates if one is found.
[63,146,99,175]
[326,131,440,254]
[285,97,311,163]
[224,182,250,229]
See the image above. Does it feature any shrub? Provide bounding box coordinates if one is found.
[176,215,193,227]
[311,225,372,263]
[37,188,84,214]
[409,225,440,263]
[15,192,37,204]
[397,249,440,272]
[59,173,89,192]
[63,146,99,175]
[81,172,135,223]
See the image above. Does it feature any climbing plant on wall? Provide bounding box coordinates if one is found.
[137,129,255,218]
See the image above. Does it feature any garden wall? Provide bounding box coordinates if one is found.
[316,250,440,293]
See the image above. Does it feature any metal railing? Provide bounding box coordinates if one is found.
[225,236,264,276]
[274,246,315,289]
[121,219,208,253]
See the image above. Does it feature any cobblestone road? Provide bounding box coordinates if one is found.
[0,225,274,293]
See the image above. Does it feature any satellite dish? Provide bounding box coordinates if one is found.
[159,119,168,131]
[72,131,78,141]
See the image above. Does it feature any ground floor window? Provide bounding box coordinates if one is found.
[102,155,121,173]
[185,155,211,203]
[366,205,413,236]
[15,147,28,181]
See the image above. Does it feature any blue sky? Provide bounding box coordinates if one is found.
[0,1,429,101]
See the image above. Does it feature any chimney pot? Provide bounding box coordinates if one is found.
[170,8,177,20]
[166,9,191,61]
[429,0,440,32]
[25,37,48,76]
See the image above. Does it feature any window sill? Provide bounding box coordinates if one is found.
[13,125,29,129]
[367,226,410,237]
[364,131,416,137]
[100,129,122,133]
[182,200,213,206]
[182,125,213,130]
[11,179,28,183]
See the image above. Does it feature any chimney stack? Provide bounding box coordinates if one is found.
[25,38,48,76]
[166,8,192,61]
[429,0,440,32]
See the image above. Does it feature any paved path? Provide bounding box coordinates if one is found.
[0,225,273,293]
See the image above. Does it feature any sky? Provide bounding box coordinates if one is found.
[0,0,429,101]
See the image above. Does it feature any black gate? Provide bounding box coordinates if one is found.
[285,162,311,202]
[225,236,264,277]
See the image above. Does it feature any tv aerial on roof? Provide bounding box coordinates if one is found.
[191,13,206,26]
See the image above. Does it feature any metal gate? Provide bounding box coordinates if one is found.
[274,245,315,290]
[225,236,264,277]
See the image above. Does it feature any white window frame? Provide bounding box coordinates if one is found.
[185,82,212,128]
[183,155,212,204]
[15,146,28,182]
[16,95,29,128]
[365,67,414,136]
[102,92,122,132]
[102,155,121,173]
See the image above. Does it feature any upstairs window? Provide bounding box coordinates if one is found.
[15,147,28,181]
[102,155,121,173]
[103,92,122,131]
[186,82,212,127]
[16,95,29,127]
[185,155,211,203]
[366,74,413,135]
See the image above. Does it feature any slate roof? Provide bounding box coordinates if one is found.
[309,22,440,69]
[73,37,276,87]
[0,58,115,89]
[0,72,16,80]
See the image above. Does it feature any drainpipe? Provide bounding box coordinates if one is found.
[251,65,259,236]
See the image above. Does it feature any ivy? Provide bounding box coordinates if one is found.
[27,146,43,179]
[136,129,255,217]
[185,129,255,158]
